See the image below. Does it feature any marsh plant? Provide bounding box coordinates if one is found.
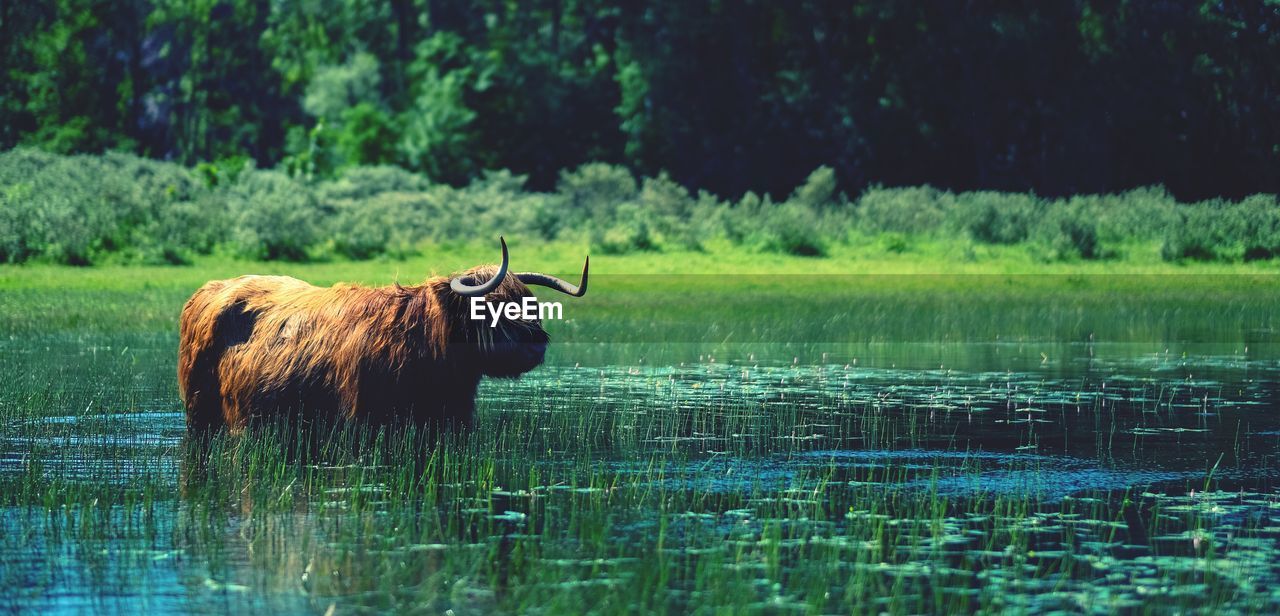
[3,329,1280,613]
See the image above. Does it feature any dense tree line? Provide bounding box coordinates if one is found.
[1,1,1277,200]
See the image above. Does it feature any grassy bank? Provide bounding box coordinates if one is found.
[3,244,1280,356]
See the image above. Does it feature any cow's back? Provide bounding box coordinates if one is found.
[178,275,317,430]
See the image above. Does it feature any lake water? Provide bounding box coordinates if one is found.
[3,332,1279,613]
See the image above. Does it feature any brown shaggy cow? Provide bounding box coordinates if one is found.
[177,238,587,431]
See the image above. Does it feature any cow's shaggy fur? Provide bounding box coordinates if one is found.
[177,265,548,431]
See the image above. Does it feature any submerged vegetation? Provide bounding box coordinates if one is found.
[4,338,1280,613]
[2,148,1278,266]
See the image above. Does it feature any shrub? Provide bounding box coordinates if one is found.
[1091,187,1178,244]
[0,148,211,264]
[134,194,229,264]
[1161,195,1280,262]
[878,232,910,254]
[751,201,827,257]
[554,163,650,246]
[1237,195,1280,261]
[789,166,841,211]
[225,169,321,261]
[590,202,658,254]
[4,149,1276,266]
[958,191,1039,244]
[856,186,953,235]
[0,179,71,264]
[1162,201,1228,261]
[557,162,638,223]
[449,170,547,241]
[319,165,433,201]
[101,152,220,264]
[685,190,727,250]
[718,191,766,244]
[0,147,60,186]
[328,193,424,260]
[0,155,78,263]
[635,173,702,250]
[590,223,657,255]
[1037,204,1101,261]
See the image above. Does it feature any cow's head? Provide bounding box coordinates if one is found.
[447,238,588,377]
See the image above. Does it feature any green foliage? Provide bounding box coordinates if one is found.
[589,207,658,255]
[856,187,953,235]
[613,52,651,165]
[441,170,548,242]
[1051,188,1178,249]
[1161,195,1280,262]
[143,0,289,163]
[396,33,488,184]
[296,52,396,171]
[733,167,843,256]
[2,0,1278,203]
[956,191,1101,260]
[959,192,1040,244]
[751,201,827,257]
[224,169,321,261]
[556,163,640,248]
[633,173,702,251]
[789,167,841,212]
[0,148,210,265]
[326,193,423,260]
[3,150,1278,265]
[336,104,398,167]
[319,165,432,200]
[722,169,841,257]
[303,53,383,122]
[1036,203,1101,261]
[561,167,705,253]
[397,69,479,183]
[195,155,251,187]
[557,162,639,223]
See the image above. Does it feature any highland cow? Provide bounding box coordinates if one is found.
[177,238,587,431]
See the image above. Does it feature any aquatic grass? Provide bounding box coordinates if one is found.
[4,264,1280,612]
[10,370,1278,613]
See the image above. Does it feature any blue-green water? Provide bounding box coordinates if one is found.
[3,336,1280,613]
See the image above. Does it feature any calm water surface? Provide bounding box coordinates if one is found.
[2,336,1279,613]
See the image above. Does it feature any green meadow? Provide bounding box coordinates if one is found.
[3,245,1280,613]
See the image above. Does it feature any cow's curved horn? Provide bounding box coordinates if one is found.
[450,237,509,296]
[517,257,589,297]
